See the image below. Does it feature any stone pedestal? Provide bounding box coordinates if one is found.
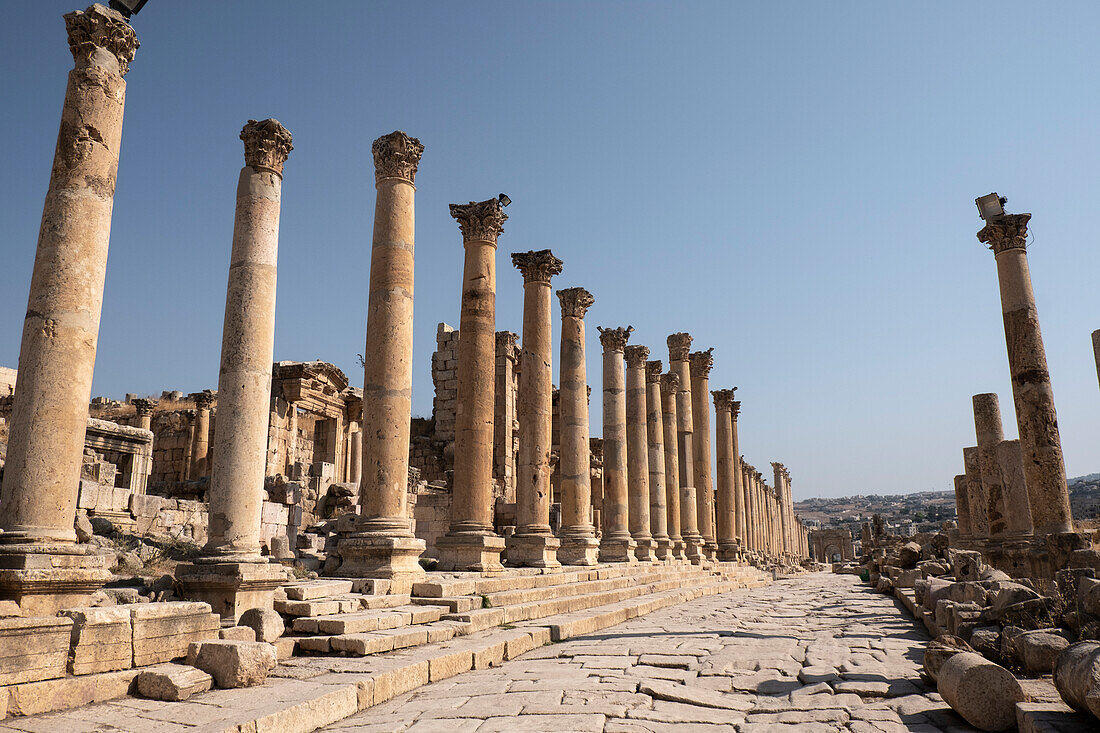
[507,250,563,569]
[979,214,1073,534]
[598,327,637,563]
[660,372,686,561]
[689,350,717,560]
[669,334,704,564]
[340,131,426,580]
[556,288,599,566]
[177,119,293,621]
[713,389,739,561]
[645,361,671,560]
[0,6,137,613]
[438,198,509,572]
[624,345,656,562]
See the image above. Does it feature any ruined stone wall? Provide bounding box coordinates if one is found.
[432,324,459,444]
[149,409,197,486]
[411,488,452,559]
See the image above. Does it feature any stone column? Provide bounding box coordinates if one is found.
[437,198,509,572]
[997,439,1034,537]
[507,250,563,568]
[953,474,972,538]
[773,463,789,559]
[740,463,752,552]
[556,288,599,565]
[963,446,989,541]
[731,406,744,557]
[645,361,671,560]
[668,333,704,563]
[177,119,292,621]
[688,350,717,560]
[133,398,156,432]
[660,372,685,561]
[972,394,1008,539]
[1093,330,1100,393]
[624,345,655,562]
[712,389,738,561]
[0,5,137,615]
[494,332,518,496]
[190,391,214,478]
[339,132,426,580]
[598,326,637,562]
[348,425,362,485]
[978,214,1073,535]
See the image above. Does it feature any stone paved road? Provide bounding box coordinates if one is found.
[323,573,979,733]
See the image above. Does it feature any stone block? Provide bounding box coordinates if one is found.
[239,607,285,642]
[130,601,220,666]
[3,668,139,717]
[135,663,212,701]
[371,660,429,705]
[59,606,133,675]
[0,616,73,685]
[186,639,277,688]
[220,625,257,642]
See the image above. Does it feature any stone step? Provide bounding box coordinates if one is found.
[410,595,482,613]
[292,605,449,635]
[481,567,716,607]
[282,580,354,601]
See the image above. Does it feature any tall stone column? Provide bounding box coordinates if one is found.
[133,398,156,432]
[437,198,508,572]
[972,394,1008,539]
[557,288,599,565]
[773,463,790,558]
[978,214,1073,535]
[348,426,362,485]
[997,439,1034,537]
[660,372,685,561]
[624,345,656,562]
[0,5,137,615]
[507,250,563,568]
[494,332,518,496]
[712,389,738,561]
[190,391,214,478]
[688,350,717,561]
[963,446,989,541]
[645,361,671,560]
[730,406,744,556]
[177,119,292,621]
[598,327,637,562]
[668,334,704,563]
[339,131,426,580]
[953,475,972,538]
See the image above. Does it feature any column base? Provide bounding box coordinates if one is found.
[599,536,638,563]
[506,534,561,569]
[337,535,426,580]
[683,535,705,565]
[703,540,718,561]
[0,545,111,617]
[653,537,673,561]
[436,533,506,573]
[558,536,600,566]
[176,560,288,623]
[632,537,656,562]
[670,539,686,562]
[717,541,740,562]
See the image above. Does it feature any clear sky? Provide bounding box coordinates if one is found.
[3,2,1098,500]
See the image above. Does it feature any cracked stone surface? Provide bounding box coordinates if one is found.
[324,574,980,732]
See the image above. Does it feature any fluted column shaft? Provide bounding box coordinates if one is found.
[645,362,670,560]
[660,373,684,560]
[598,327,635,562]
[979,215,1072,534]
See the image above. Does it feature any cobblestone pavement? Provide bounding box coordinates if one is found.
[323,573,980,733]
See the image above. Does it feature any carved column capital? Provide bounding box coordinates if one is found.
[240,119,293,176]
[598,326,633,352]
[495,331,518,361]
[192,390,216,410]
[557,287,594,319]
[667,332,693,361]
[659,372,680,395]
[624,344,650,368]
[65,4,139,76]
[645,360,664,383]
[689,349,715,378]
[512,249,563,284]
[450,198,508,243]
[711,388,737,411]
[731,400,741,420]
[372,131,423,185]
[978,213,1031,255]
[132,398,156,417]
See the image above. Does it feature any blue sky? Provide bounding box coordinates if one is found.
[3,2,1098,499]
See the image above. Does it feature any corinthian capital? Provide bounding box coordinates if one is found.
[689,348,715,377]
[557,287,594,319]
[731,400,741,420]
[495,331,518,360]
[624,344,650,368]
[240,119,293,175]
[978,213,1031,255]
[450,198,508,243]
[711,388,737,411]
[659,372,680,395]
[372,131,424,185]
[131,398,156,416]
[645,360,664,383]
[192,390,216,410]
[667,332,693,361]
[512,249,563,284]
[65,4,139,76]
[597,326,633,352]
